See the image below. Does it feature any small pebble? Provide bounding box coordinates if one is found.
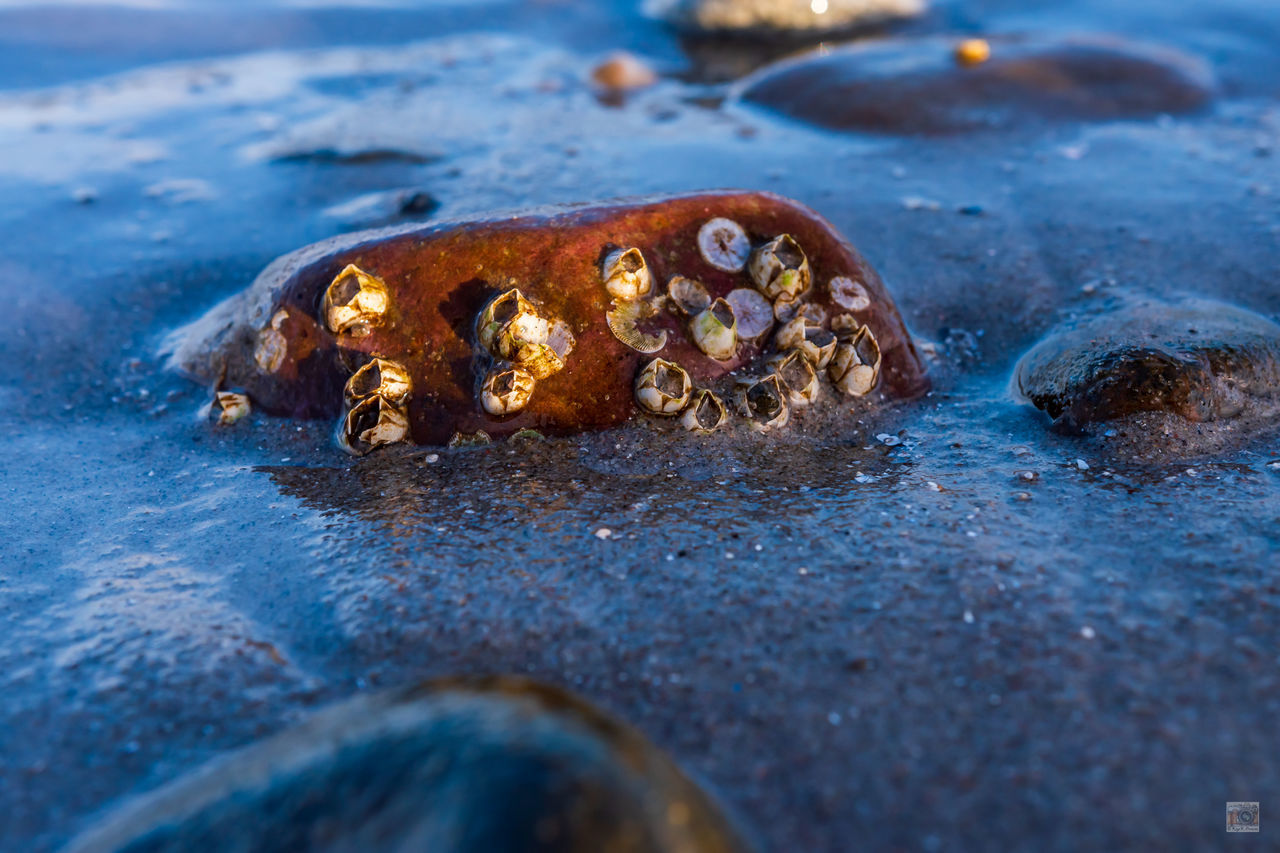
[954,38,992,67]
[1081,625,1097,639]
[594,527,612,540]
[1076,459,1090,470]
[591,52,658,92]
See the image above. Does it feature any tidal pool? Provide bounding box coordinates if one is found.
[1,1,1278,851]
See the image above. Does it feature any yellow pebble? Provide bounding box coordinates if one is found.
[955,38,992,67]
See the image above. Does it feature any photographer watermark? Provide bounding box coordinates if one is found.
[1226,802,1260,833]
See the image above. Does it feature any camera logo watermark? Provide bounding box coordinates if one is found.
[1226,802,1260,833]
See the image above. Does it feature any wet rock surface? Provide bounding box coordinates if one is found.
[169,191,926,447]
[737,35,1215,134]
[64,677,749,853]
[1015,297,1280,453]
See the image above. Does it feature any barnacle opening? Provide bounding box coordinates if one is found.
[771,349,821,405]
[829,326,882,397]
[738,374,789,431]
[345,358,412,406]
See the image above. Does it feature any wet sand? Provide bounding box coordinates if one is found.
[2,1,1279,850]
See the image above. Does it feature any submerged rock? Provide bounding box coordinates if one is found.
[62,677,753,853]
[736,35,1214,134]
[1014,297,1280,445]
[167,191,927,449]
[650,0,925,35]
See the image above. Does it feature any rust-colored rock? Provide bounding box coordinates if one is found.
[168,191,927,447]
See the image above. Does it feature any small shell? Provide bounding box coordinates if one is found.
[735,374,789,432]
[477,289,549,359]
[635,357,692,415]
[829,275,872,312]
[448,430,492,448]
[775,316,837,369]
[749,234,811,301]
[667,275,711,316]
[214,391,250,426]
[340,394,409,454]
[607,301,667,353]
[690,297,738,361]
[547,319,576,360]
[254,309,289,373]
[481,365,537,416]
[828,326,882,397]
[602,247,652,301]
[697,217,751,272]
[831,313,862,339]
[323,264,389,336]
[725,288,773,340]
[345,358,412,406]
[681,389,728,433]
[768,349,821,406]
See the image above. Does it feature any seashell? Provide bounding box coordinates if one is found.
[345,358,412,407]
[634,357,692,415]
[828,325,882,397]
[481,365,537,416]
[697,217,751,272]
[768,349,821,406]
[831,313,862,339]
[213,391,251,426]
[323,264,390,337]
[725,287,773,340]
[601,247,652,301]
[477,289,549,359]
[690,297,738,361]
[774,316,837,369]
[735,374,789,431]
[829,275,872,312]
[667,275,711,316]
[340,394,409,454]
[607,300,667,354]
[749,234,811,301]
[680,388,728,433]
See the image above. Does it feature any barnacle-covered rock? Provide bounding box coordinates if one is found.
[1014,297,1280,438]
[62,677,753,853]
[653,0,926,36]
[737,35,1215,135]
[166,191,926,445]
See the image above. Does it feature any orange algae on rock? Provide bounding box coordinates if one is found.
[168,191,927,448]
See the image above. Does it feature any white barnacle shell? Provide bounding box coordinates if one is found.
[254,309,289,373]
[345,358,412,407]
[481,364,537,416]
[829,275,872,311]
[828,325,882,397]
[547,319,576,361]
[667,275,711,316]
[339,394,409,454]
[602,247,653,301]
[635,357,692,415]
[735,374,789,432]
[830,313,862,340]
[774,316,837,369]
[725,287,773,340]
[477,289,549,359]
[690,297,738,361]
[681,388,728,433]
[213,391,251,426]
[749,234,811,301]
[323,264,390,336]
[697,217,751,272]
[768,349,821,406]
[607,299,667,354]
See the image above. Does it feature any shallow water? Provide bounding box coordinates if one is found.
[2,1,1279,850]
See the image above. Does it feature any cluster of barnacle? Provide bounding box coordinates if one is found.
[473,289,576,416]
[321,264,414,453]
[608,216,883,433]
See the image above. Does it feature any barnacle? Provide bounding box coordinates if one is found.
[601,247,652,301]
[254,309,289,373]
[214,391,251,426]
[323,264,390,336]
[828,325,882,397]
[340,394,409,454]
[690,297,738,361]
[477,289,549,359]
[345,358,412,407]
[768,349,821,406]
[667,275,711,316]
[635,357,692,415]
[681,388,728,433]
[697,217,752,272]
[775,316,837,369]
[725,287,773,340]
[749,234,811,301]
[481,365,537,416]
[736,374,789,431]
[829,275,871,312]
[607,299,667,354]
[512,342,565,380]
